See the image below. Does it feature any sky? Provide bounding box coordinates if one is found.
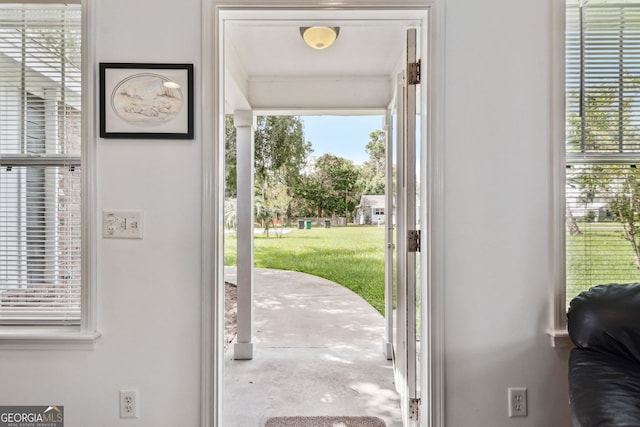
[301,115,385,165]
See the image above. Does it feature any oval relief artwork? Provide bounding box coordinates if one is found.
[111,73,183,127]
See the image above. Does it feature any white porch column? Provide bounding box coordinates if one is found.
[234,110,256,360]
[383,111,394,360]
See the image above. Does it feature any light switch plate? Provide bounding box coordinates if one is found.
[103,211,143,239]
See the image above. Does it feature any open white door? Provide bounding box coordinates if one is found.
[391,27,422,426]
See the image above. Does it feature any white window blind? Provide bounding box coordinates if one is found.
[0,3,82,325]
[566,1,640,305]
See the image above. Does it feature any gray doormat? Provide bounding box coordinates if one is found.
[264,416,386,427]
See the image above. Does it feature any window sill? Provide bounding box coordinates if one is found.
[546,328,574,348]
[0,328,101,350]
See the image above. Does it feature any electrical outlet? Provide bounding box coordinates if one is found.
[120,390,138,418]
[508,387,527,417]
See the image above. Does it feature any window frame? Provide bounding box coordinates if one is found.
[549,0,640,347]
[0,0,98,349]
[549,0,571,347]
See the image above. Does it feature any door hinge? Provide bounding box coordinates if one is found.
[408,230,421,253]
[409,397,421,421]
[408,59,421,85]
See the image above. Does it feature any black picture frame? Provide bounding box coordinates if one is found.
[100,63,194,139]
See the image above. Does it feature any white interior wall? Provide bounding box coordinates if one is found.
[0,0,574,426]
[1,0,203,426]
[444,0,572,425]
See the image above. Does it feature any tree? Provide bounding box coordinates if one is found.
[224,198,237,230]
[608,167,640,269]
[225,115,312,225]
[294,171,331,219]
[566,206,581,236]
[358,173,385,196]
[224,115,311,198]
[254,116,311,190]
[294,154,360,219]
[365,129,385,177]
[568,81,640,268]
[263,183,291,235]
[358,129,386,195]
[254,200,274,238]
[224,116,237,198]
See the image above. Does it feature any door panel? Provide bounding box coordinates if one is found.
[392,27,421,426]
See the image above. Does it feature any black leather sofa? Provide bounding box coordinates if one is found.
[567,283,640,427]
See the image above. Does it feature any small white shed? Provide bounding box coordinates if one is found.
[357,195,385,225]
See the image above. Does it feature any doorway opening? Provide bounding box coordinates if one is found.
[222,112,398,425]
[201,3,445,426]
[222,113,388,316]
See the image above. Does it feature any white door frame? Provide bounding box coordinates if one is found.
[200,1,445,425]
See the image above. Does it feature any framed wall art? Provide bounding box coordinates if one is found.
[100,63,194,139]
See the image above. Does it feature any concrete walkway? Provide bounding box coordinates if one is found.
[224,267,403,426]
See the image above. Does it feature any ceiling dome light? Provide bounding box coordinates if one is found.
[300,26,340,50]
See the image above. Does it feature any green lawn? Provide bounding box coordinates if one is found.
[224,225,386,314]
[567,222,640,302]
[225,222,640,313]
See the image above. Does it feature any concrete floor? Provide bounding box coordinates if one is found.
[223,267,403,426]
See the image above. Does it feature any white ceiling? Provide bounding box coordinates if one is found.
[223,10,425,112]
[227,22,406,78]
